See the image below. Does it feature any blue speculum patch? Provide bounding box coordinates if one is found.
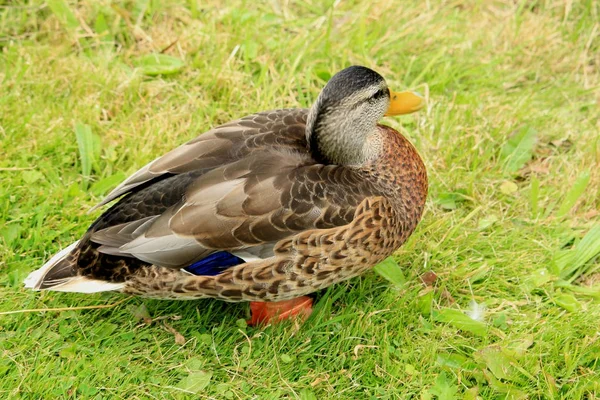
[183,251,245,276]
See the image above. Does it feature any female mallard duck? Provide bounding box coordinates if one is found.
[25,66,428,324]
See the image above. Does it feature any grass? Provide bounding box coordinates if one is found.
[1,0,599,398]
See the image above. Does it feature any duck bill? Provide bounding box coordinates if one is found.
[384,90,425,116]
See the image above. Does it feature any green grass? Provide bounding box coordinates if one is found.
[1,0,599,398]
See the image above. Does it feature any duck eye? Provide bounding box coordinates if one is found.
[371,88,388,101]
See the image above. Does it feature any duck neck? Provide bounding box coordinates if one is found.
[305,104,383,166]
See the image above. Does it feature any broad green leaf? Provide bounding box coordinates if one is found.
[134,54,185,76]
[435,189,469,210]
[551,249,572,276]
[94,322,117,340]
[90,172,126,196]
[59,343,79,359]
[185,358,204,371]
[78,383,97,396]
[66,181,85,198]
[554,279,600,299]
[417,290,434,316]
[175,371,212,394]
[501,127,537,173]
[553,293,582,312]
[523,268,555,291]
[129,303,151,321]
[74,122,101,188]
[404,364,417,375]
[0,224,21,247]
[22,170,44,184]
[463,387,480,400]
[482,369,528,399]
[475,347,520,382]
[505,336,534,357]
[242,40,258,60]
[433,309,487,337]
[373,257,406,286]
[428,372,459,400]
[280,354,293,364]
[235,318,247,329]
[436,352,477,371]
[47,0,79,30]
[556,170,590,217]
[74,123,93,179]
[215,383,229,394]
[94,13,113,44]
[421,390,433,400]
[94,13,110,35]
[492,313,508,330]
[315,69,332,82]
[553,224,600,281]
[477,215,498,230]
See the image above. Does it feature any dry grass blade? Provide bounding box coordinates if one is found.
[0,296,133,316]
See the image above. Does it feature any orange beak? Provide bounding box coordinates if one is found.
[384,90,425,116]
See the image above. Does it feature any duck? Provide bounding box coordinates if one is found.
[25,66,428,325]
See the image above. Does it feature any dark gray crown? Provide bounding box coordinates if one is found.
[319,66,387,104]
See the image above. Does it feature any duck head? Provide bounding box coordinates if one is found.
[306,66,424,165]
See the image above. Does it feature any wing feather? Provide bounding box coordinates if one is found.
[84,109,378,272]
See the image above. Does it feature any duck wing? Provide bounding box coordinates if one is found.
[91,109,309,210]
[87,110,373,271]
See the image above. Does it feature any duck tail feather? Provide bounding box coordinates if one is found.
[24,241,125,293]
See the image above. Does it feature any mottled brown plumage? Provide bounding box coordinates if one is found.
[25,66,428,308]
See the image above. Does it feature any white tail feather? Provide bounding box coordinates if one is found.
[24,240,80,289]
[42,276,125,293]
[24,240,124,293]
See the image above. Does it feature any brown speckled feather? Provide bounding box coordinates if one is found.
[122,125,428,301]
[28,68,428,302]
[81,110,381,270]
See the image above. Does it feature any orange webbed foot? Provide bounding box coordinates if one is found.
[247,296,313,326]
